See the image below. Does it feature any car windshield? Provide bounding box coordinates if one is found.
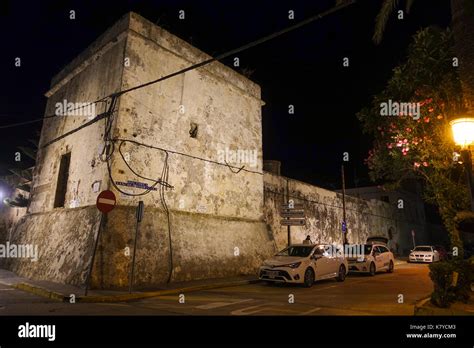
[276,246,314,257]
[363,245,373,255]
[413,246,432,252]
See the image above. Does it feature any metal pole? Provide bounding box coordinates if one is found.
[286,178,291,246]
[85,212,103,296]
[129,201,144,294]
[341,164,347,245]
[461,148,474,211]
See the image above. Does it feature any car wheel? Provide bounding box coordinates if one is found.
[304,268,315,288]
[369,262,376,276]
[337,265,346,282]
[387,260,394,273]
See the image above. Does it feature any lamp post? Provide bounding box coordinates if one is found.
[450,117,474,211]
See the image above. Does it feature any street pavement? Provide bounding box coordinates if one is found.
[0,262,432,315]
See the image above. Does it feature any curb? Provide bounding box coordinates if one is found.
[13,279,260,303]
[14,283,69,302]
[413,296,432,315]
[414,294,474,316]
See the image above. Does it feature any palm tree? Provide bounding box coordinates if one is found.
[450,0,474,112]
[371,0,474,112]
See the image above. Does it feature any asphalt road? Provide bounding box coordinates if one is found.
[0,263,432,316]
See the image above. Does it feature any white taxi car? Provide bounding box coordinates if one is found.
[409,245,440,263]
[347,243,394,276]
[259,244,348,287]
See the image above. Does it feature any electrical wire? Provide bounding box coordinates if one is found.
[100,97,175,283]
[114,0,356,98]
[0,99,109,130]
[12,1,355,284]
[264,187,425,224]
[113,138,263,175]
[1,1,356,131]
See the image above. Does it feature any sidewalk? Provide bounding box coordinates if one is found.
[0,268,258,303]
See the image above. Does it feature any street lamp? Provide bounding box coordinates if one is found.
[450,116,474,211]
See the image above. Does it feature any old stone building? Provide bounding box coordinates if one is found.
[1,12,429,289]
[4,12,273,288]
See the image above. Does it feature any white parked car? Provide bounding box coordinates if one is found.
[259,244,348,288]
[347,243,395,276]
[409,245,440,263]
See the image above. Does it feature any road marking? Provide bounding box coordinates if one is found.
[153,295,245,302]
[300,307,321,315]
[196,299,253,310]
[231,305,267,315]
[97,302,132,307]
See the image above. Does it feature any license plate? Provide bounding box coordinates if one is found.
[267,271,278,278]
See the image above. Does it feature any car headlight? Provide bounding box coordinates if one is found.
[279,262,301,269]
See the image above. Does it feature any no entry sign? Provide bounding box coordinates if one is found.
[96,190,116,214]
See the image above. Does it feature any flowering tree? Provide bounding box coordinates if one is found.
[357,27,470,253]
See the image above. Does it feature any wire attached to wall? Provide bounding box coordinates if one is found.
[112,138,263,175]
[100,96,175,283]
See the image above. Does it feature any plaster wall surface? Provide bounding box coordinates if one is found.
[28,20,127,213]
[2,15,129,285]
[263,172,403,252]
[110,13,264,221]
[0,207,100,286]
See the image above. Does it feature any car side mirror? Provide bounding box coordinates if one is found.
[312,254,321,260]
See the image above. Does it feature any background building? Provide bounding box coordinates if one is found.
[341,182,449,255]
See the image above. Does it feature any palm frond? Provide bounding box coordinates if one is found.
[373,0,400,45]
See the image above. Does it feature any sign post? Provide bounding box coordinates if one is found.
[129,201,144,294]
[280,201,306,243]
[85,190,116,296]
[411,230,416,249]
[341,164,348,245]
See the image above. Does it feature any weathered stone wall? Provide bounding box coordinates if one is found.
[91,206,274,289]
[110,12,264,221]
[263,172,403,251]
[87,12,273,289]
[4,12,275,288]
[3,15,129,284]
[0,207,100,286]
[28,16,129,214]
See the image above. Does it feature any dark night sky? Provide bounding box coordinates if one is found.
[0,0,451,189]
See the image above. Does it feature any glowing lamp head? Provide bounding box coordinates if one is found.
[450,117,474,148]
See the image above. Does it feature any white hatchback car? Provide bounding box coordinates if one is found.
[347,243,395,276]
[409,245,440,263]
[259,244,348,287]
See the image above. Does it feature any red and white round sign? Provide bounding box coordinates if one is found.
[96,190,116,214]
